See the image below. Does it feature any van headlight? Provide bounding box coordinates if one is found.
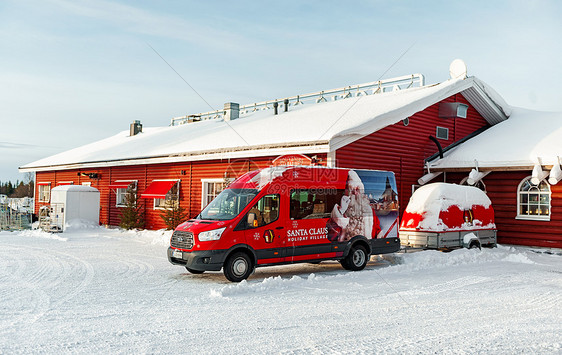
[198,227,226,241]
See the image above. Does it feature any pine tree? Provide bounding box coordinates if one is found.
[160,199,188,230]
[118,186,145,230]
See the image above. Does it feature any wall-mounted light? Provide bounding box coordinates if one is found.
[418,171,443,185]
[549,157,562,185]
[466,168,490,185]
[531,164,548,185]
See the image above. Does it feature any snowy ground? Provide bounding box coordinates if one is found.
[1,227,561,354]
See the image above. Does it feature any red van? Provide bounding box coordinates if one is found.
[167,166,400,281]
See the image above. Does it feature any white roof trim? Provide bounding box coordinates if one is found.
[20,143,330,172]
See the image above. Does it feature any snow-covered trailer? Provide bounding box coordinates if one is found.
[399,183,497,249]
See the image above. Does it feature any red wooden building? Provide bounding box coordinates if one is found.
[426,109,562,248]
[20,73,510,232]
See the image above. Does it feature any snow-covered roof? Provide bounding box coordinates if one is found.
[20,76,509,172]
[430,108,562,170]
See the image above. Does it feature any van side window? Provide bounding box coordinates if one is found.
[290,189,343,220]
[242,194,280,229]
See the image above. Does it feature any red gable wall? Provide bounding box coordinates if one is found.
[335,93,489,217]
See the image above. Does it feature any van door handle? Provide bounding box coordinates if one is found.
[275,226,284,230]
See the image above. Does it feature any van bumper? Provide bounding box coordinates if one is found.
[167,247,227,271]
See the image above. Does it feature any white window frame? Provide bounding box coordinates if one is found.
[115,180,138,208]
[516,176,551,221]
[436,126,449,140]
[153,180,180,210]
[38,183,51,203]
[57,181,74,185]
[201,179,228,210]
[81,182,91,186]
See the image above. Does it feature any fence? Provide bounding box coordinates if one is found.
[170,73,425,125]
[0,203,32,231]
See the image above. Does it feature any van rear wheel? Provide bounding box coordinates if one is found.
[342,245,368,271]
[224,252,254,282]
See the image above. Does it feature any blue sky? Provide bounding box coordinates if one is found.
[1,0,561,182]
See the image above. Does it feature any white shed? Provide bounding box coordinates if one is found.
[50,185,100,230]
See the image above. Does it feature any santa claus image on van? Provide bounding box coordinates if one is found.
[328,169,399,242]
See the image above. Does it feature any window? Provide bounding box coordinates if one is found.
[199,188,258,221]
[517,177,551,220]
[154,182,180,210]
[239,194,280,229]
[436,126,449,140]
[38,183,51,202]
[290,189,343,220]
[201,179,230,209]
[115,181,137,207]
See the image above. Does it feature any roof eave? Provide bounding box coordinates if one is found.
[19,141,331,173]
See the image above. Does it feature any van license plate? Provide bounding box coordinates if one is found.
[173,250,182,259]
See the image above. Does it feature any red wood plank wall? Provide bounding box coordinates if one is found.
[447,171,562,248]
[336,93,489,218]
[35,154,327,230]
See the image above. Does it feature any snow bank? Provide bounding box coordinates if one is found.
[8,229,68,241]
[118,228,173,246]
[211,273,320,298]
[381,245,534,274]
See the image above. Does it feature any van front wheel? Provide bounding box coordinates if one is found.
[343,245,368,271]
[224,252,254,282]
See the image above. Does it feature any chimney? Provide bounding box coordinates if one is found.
[224,102,239,121]
[130,120,142,136]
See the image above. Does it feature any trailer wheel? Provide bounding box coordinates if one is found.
[186,267,204,274]
[224,252,254,282]
[343,245,368,271]
[468,241,481,250]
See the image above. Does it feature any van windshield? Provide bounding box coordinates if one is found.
[197,188,259,221]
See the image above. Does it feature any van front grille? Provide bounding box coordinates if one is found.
[171,231,194,250]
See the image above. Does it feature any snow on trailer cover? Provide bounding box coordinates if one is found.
[399,183,497,250]
[168,166,400,281]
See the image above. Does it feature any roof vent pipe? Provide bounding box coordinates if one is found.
[284,99,289,112]
[130,120,142,136]
[273,101,279,115]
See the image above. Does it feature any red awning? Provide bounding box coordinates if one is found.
[140,180,178,199]
[56,181,73,185]
[109,181,134,189]
[37,182,51,186]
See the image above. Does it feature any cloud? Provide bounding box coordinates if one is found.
[47,0,254,51]
[0,142,40,149]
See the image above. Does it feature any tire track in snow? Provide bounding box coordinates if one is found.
[0,243,95,324]
[398,275,491,297]
[0,246,51,330]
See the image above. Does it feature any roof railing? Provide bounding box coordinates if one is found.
[170,73,425,126]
